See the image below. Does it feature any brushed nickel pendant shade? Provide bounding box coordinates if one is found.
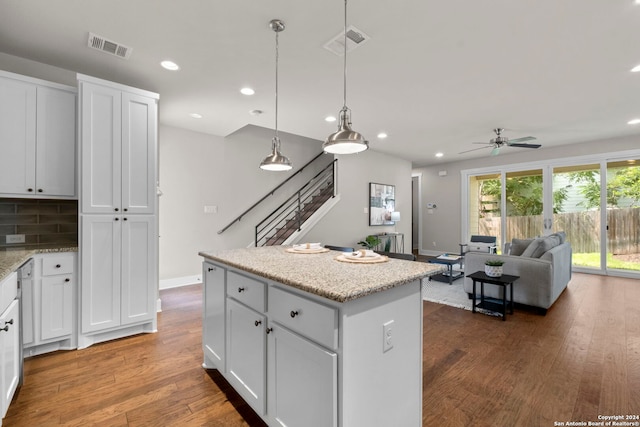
[323,0,368,155]
[260,19,292,171]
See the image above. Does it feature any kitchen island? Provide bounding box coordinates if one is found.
[199,246,444,427]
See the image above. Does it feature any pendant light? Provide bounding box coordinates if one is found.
[260,19,293,171]
[323,0,368,155]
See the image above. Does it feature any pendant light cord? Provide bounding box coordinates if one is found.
[342,0,348,111]
[275,28,280,140]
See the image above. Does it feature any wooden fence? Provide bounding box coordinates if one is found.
[479,207,640,255]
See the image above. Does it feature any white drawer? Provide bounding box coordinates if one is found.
[227,271,266,312]
[41,254,75,276]
[269,286,338,350]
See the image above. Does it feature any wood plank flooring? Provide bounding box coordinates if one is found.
[4,272,639,426]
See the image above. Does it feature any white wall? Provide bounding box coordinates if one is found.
[159,124,335,283]
[302,150,413,252]
[413,135,639,255]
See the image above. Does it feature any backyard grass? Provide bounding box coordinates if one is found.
[573,252,640,270]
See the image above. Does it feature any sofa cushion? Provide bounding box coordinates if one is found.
[549,231,567,244]
[510,238,534,256]
[521,235,561,258]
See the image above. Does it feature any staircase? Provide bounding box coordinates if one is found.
[263,183,334,246]
[255,159,337,247]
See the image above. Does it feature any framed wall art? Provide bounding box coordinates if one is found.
[369,182,395,226]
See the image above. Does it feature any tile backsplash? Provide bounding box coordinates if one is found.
[0,198,78,249]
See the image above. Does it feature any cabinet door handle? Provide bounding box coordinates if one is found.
[238,287,245,293]
[290,310,299,318]
[27,188,33,192]
[37,188,43,193]
[56,264,61,268]
[254,320,262,327]
[114,208,119,212]
[123,208,128,212]
[123,217,128,221]
[207,267,216,272]
[266,327,273,334]
[5,319,13,325]
[65,278,70,283]
[0,326,8,332]
[115,217,120,221]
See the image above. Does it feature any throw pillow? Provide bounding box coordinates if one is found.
[549,231,566,244]
[522,235,561,258]
[510,238,534,256]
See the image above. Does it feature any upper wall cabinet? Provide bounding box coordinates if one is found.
[0,71,76,198]
[78,75,158,214]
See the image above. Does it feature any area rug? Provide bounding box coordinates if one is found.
[421,276,502,317]
[421,277,471,310]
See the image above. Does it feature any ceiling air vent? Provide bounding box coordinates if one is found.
[87,32,133,59]
[323,25,370,56]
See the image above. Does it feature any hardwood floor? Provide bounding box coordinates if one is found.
[5,273,639,426]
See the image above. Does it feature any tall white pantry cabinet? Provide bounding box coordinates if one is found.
[77,74,159,348]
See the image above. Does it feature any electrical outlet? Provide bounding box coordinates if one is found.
[6,234,25,244]
[204,205,218,214]
[432,241,436,247]
[383,320,394,352]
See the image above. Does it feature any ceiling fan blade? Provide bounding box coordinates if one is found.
[508,136,536,144]
[458,145,492,154]
[508,143,541,149]
[490,147,500,156]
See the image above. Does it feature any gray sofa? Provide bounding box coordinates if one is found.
[463,233,572,313]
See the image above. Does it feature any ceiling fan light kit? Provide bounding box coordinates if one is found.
[260,19,292,171]
[323,0,369,155]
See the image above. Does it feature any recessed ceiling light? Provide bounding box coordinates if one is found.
[377,132,388,139]
[325,115,337,122]
[160,60,180,71]
[631,64,640,72]
[628,118,640,125]
[189,113,203,119]
[435,152,444,158]
[240,87,255,96]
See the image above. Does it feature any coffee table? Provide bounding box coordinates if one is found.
[466,271,519,321]
[428,256,463,285]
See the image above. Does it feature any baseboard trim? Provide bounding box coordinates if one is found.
[159,275,201,290]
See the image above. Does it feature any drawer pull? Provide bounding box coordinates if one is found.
[266,327,273,334]
[0,326,8,332]
[5,319,13,325]
[254,320,262,327]
[290,310,299,318]
[207,267,216,272]
[56,264,61,268]
[238,287,245,293]
[65,278,70,283]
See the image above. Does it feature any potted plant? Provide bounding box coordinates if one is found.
[357,235,381,250]
[485,259,505,277]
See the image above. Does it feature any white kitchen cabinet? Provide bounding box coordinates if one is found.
[22,253,77,357]
[81,215,156,334]
[78,74,158,348]
[0,71,76,198]
[0,272,19,420]
[226,298,266,416]
[79,77,157,214]
[202,262,225,371]
[267,323,337,427]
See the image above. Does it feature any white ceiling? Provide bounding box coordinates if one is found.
[2,0,640,167]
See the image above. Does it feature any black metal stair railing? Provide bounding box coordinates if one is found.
[255,159,337,247]
[218,152,326,235]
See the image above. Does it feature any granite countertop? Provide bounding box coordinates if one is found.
[0,246,78,282]
[199,246,445,303]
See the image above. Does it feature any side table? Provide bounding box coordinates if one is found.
[466,271,520,321]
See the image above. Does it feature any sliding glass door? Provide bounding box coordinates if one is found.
[605,158,640,273]
[465,155,640,277]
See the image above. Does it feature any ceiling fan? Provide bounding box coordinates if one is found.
[460,128,541,156]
